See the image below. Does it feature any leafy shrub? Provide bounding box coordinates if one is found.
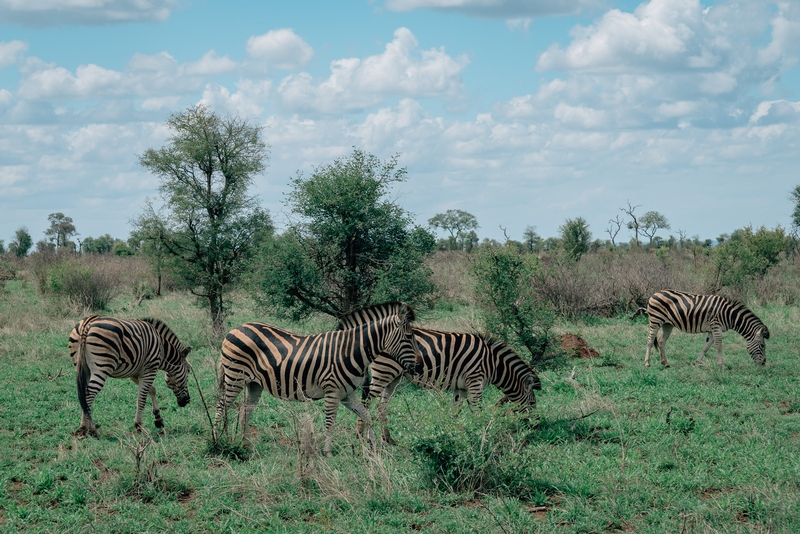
[0,255,15,284]
[410,409,552,501]
[470,245,555,362]
[48,261,119,310]
[711,225,789,293]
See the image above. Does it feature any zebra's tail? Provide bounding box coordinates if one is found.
[76,315,100,416]
[216,356,226,394]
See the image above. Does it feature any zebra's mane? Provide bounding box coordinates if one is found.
[338,301,415,330]
[711,295,770,339]
[476,332,506,348]
[138,317,188,352]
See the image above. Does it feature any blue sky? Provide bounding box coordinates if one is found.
[1,0,799,246]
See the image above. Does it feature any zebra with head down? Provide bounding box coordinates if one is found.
[68,315,192,438]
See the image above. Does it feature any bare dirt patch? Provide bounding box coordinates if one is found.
[560,334,599,359]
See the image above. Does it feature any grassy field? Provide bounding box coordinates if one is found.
[0,278,798,533]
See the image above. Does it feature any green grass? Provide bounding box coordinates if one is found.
[1,278,799,532]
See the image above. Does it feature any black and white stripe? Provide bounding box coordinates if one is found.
[352,328,541,445]
[68,315,192,437]
[215,302,421,455]
[644,289,770,368]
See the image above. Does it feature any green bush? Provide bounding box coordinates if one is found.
[470,245,555,362]
[47,260,119,310]
[711,225,789,293]
[410,409,552,501]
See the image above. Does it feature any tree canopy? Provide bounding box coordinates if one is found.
[137,104,272,329]
[429,209,480,251]
[8,227,32,257]
[45,213,77,251]
[559,217,592,260]
[256,148,436,321]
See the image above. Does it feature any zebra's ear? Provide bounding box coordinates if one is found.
[761,327,770,340]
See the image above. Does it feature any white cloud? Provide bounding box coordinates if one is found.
[698,71,737,95]
[16,50,232,101]
[554,103,608,128]
[246,28,314,70]
[536,0,698,73]
[276,27,469,113]
[383,0,596,18]
[185,51,237,76]
[0,40,27,69]
[199,79,273,118]
[0,0,178,26]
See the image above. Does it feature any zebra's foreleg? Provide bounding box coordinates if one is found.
[376,377,401,445]
[322,392,343,457]
[342,393,375,450]
[132,371,158,432]
[696,334,714,365]
[132,377,164,431]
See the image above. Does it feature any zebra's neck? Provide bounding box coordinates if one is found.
[720,303,762,340]
[341,318,390,369]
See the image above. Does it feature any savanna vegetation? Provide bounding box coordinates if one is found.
[1,107,799,532]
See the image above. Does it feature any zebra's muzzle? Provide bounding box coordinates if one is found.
[176,392,190,407]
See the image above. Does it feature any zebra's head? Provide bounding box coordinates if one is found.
[341,302,423,376]
[486,337,540,409]
[383,303,423,376]
[165,345,192,407]
[747,327,767,366]
[496,373,540,410]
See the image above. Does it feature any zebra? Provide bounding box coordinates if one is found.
[68,315,192,438]
[642,289,770,368]
[352,327,542,445]
[215,302,421,455]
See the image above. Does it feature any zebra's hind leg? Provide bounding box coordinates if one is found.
[239,382,263,441]
[645,324,660,367]
[75,374,107,439]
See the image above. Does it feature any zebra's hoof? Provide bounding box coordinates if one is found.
[154,419,165,429]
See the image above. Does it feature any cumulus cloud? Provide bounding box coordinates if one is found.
[521,0,800,130]
[0,0,178,26]
[16,50,234,101]
[383,0,595,18]
[199,80,273,118]
[276,27,469,113]
[0,40,27,69]
[185,51,237,76]
[246,28,314,70]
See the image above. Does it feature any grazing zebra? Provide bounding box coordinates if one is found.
[353,328,542,445]
[215,302,421,455]
[643,289,770,368]
[68,315,192,438]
